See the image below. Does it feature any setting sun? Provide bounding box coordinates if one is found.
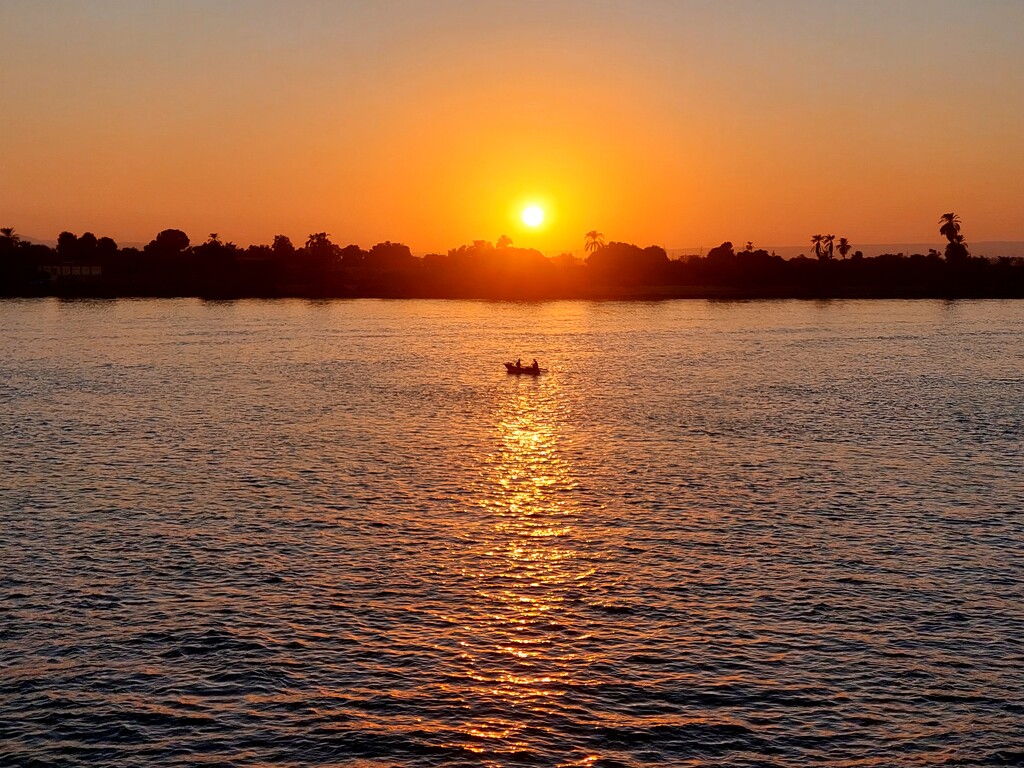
[522,205,544,228]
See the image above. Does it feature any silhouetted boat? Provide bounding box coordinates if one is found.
[504,362,542,375]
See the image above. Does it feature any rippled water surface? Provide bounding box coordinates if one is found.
[2,298,1023,767]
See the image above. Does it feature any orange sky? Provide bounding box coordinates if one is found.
[2,1,1022,254]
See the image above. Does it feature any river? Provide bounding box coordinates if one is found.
[2,298,1022,766]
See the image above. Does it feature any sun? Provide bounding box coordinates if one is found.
[521,205,544,228]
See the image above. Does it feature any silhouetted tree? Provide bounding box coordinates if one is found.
[945,236,970,262]
[7,217,1024,299]
[823,234,835,260]
[305,232,335,254]
[0,227,36,288]
[705,241,736,262]
[736,246,784,286]
[939,212,961,243]
[940,213,969,261]
[96,236,118,261]
[0,228,25,265]
[704,242,735,268]
[78,232,98,257]
[365,241,414,270]
[56,231,78,259]
[587,241,669,284]
[431,238,554,297]
[141,230,192,286]
[339,244,365,265]
[271,234,295,258]
[811,234,824,260]
[304,232,340,269]
[696,242,740,284]
[192,234,240,281]
[147,229,190,254]
[194,235,223,255]
[246,244,273,257]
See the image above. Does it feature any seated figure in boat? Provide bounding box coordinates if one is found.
[532,359,539,372]
[515,358,521,368]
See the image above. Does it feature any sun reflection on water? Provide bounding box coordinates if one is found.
[451,375,599,760]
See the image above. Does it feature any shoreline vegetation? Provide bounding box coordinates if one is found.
[2,216,1023,300]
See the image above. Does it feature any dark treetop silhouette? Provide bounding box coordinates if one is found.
[939,212,970,262]
[1,215,1022,299]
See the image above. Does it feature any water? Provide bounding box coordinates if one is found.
[1,298,1022,767]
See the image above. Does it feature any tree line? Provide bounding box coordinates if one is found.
[1,214,1021,299]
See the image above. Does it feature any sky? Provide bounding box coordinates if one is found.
[2,0,1022,254]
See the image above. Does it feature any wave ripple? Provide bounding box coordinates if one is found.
[2,298,1023,766]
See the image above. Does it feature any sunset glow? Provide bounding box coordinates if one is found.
[4,2,1024,765]
[2,1,1022,253]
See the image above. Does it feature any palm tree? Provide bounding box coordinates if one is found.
[496,234,513,249]
[837,237,852,259]
[745,241,754,252]
[811,234,824,260]
[306,232,332,249]
[304,232,339,265]
[0,227,21,244]
[585,230,605,254]
[823,234,835,260]
[939,212,962,243]
[939,213,969,261]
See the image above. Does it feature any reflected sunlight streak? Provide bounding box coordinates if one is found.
[451,376,599,758]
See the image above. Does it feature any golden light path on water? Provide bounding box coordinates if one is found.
[448,376,601,765]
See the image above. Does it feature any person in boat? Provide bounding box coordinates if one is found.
[515,358,521,368]
[532,359,539,372]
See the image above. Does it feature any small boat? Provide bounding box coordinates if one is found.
[504,362,542,375]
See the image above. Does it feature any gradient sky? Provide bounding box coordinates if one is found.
[3,0,1022,253]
